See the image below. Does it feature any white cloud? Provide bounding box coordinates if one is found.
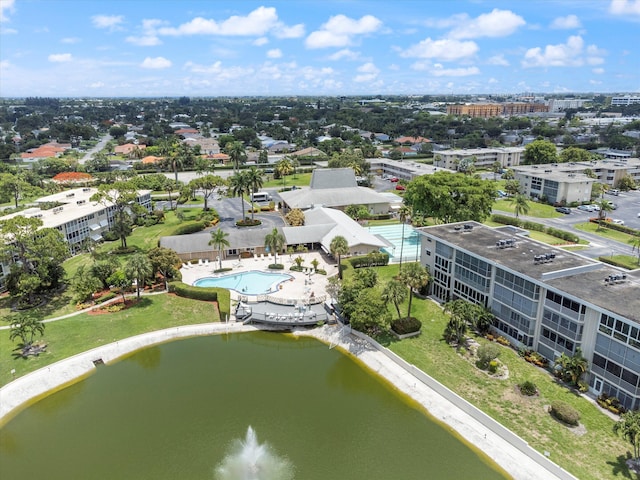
[0,0,15,22]
[487,54,509,66]
[430,64,480,77]
[448,9,525,39]
[609,0,640,16]
[488,78,499,84]
[90,81,105,89]
[353,62,380,83]
[328,49,360,61]
[401,38,478,61]
[91,15,124,31]
[522,35,605,67]
[253,37,269,46]
[267,49,282,59]
[126,18,164,46]
[0,27,16,34]
[0,59,11,69]
[48,53,73,63]
[550,15,581,29]
[273,23,305,39]
[127,35,161,46]
[61,37,80,44]
[305,14,382,49]
[592,67,605,74]
[184,61,255,79]
[589,79,603,85]
[158,7,283,36]
[140,56,172,69]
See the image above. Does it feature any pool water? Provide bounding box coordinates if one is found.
[368,223,421,263]
[194,270,293,295]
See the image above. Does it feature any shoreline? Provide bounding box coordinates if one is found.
[1,322,576,480]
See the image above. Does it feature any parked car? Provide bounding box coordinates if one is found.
[612,219,625,225]
[395,184,406,191]
[590,204,600,211]
[497,190,507,198]
[555,207,571,214]
[390,177,399,182]
[577,205,594,212]
[608,202,618,210]
[607,189,620,196]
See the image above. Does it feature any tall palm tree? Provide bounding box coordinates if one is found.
[596,198,613,230]
[9,315,45,350]
[509,193,530,219]
[245,167,265,222]
[630,236,640,265]
[229,171,250,221]
[173,143,194,184]
[276,157,293,188]
[381,279,407,320]
[264,228,285,264]
[329,235,349,280]
[398,204,411,272]
[209,228,230,270]
[613,410,640,465]
[225,141,246,173]
[125,254,153,300]
[399,262,430,320]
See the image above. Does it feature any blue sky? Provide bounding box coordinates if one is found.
[1,0,639,97]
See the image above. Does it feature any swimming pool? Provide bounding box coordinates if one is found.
[194,270,293,295]
[367,223,421,263]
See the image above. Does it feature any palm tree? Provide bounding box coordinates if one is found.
[381,279,407,320]
[613,410,640,465]
[566,348,588,385]
[473,307,495,335]
[630,236,640,265]
[329,235,349,280]
[125,254,153,299]
[443,315,467,346]
[509,194,530,219]
[399,262,430,320]
[225,141,246,173]
[209,228,230,270]
[398,204,411,272]
[173,143,194,184]
[264,228,285,264]
[229,171,250,221]
[276,157,293,188]
[245,167,265,222]
[596,198,613,230]
[491,161,502,181]
[9,315,45,350]
[165,179,177,211]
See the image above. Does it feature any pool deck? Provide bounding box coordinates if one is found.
[179,252,337,306]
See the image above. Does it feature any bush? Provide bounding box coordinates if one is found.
[549,401,580,426]
[236,218,262,227]
[102,230,119,241]
[268,263,284,269]
[488,360,499,374]
[391,317,422,335]
[519,381,537,396]
[95,291,117,303]
[476,343,502,369]
[349,252,390,268]
[172,221,207,235]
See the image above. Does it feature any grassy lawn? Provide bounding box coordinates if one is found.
[366,218,401,226]
[599,254,640,270]
[560,245,589,252]
[493,198,562,218]
[262,172,312,189]
[574,222,639,245]
[0,294,220,386]
[342,264,632,480]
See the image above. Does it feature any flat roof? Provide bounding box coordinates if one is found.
[419,222,640,323]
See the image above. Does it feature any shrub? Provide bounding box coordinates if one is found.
[391,317,422,335]
[476,343,502,369]
[519,381,537,396]
[549,401,580,426]
[172,221,207,235]
[268,263,284,270]
[488,360,500,374]
[95,291,117,303]
[577,380,589,393]
[349,252,390,268]
[102,230,119,241]
[236,218,262,227]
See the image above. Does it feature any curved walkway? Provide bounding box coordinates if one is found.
[0,321,576,480]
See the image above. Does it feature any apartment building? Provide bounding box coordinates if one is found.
[0,187,151,256]
[367,158,453,181]
[446,103,549,118]
[434,147,524,170]
[512,166,594,204]
[418,222,640,411]
[611,96,640,106]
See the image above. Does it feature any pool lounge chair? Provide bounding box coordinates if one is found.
[182,263,190,269]
[198,259,203,265]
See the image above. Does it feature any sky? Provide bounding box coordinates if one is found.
[0,0,639,98]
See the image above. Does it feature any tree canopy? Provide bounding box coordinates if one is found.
[523,139,558,165]
[404,171,496,224]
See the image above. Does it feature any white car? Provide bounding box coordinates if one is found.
[577,205,594,212]
[612,219,625,225]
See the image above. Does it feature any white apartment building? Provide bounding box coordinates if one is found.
[418,222,640,411]
[611,96,640,106]
[512,166,595,204]
[367,158,454,181]
[433,147,524,171]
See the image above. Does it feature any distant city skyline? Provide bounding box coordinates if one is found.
[1,0,639,97]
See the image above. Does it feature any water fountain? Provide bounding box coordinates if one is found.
[215,426,294,480]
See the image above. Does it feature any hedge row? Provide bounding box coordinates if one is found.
[491,215,579,243]
[171,221,208,236]
[598,256,636,269]
[588,218,640,236]
[349,252,390,269]
[168,281,230,319]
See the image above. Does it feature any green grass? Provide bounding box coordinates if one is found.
[493,198,562,218]
[599,254,640,270]
[366,218,401,226]
[262,172,312,189]
[0,294,220,386]
[574,222,639,244]
[342,264,633,480]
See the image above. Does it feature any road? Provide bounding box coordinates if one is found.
[80,134,112,164]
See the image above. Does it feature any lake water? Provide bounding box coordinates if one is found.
[0,332,508,479]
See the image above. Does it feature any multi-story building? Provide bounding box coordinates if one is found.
[611,96,640,106]
[434,147,524,170]
[446,103,549,118]
[547,98,589,112]
[512,167,594,204]
[418,221,640,411]
[0,187,152,289]
[367,158,453,181]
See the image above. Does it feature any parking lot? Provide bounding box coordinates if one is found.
[566,190,640,229]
